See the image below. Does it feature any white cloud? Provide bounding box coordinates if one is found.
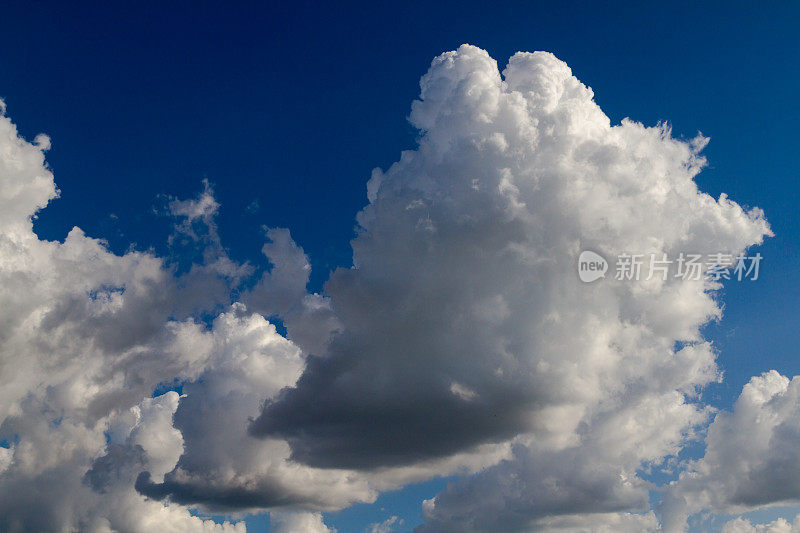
[663,372,800,531]
[0,100,256,531]
[270,511,335,533]
[527,511,660,532]
[248,45,768,529]
[722,515,800,533]
[0,42,779,532]
[367,515,403,533]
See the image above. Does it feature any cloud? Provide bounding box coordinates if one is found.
[0,42,777,532]
[248,45,768,529]
[367,515,403,533]
[270,511,335,533]
[0,115,57,237]
[663,372,800,531]
[133,306,379,513]
[722,515,800,533]
[0,101,258,531]
[417,389,708,532]
[245,44,768,525]
[0,99,498,529]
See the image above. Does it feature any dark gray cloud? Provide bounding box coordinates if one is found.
[135,471,305,509]
[252,350,536,468]
[85,444,147,493]
[416,445,650,533]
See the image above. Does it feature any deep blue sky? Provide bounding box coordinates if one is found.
[2,2,798,530]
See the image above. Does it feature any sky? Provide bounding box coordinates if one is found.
[1,2,799,532]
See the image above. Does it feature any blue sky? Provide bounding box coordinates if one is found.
[1,2,799,531]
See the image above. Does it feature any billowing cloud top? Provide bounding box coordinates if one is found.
[253,44,767,472]
[0,45,790,533]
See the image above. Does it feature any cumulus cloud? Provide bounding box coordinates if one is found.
[723,515,800,533]
[242,45,769,530]
[0,43,779,532]
[134,306,377,512]
[663,372,800,531]
[254,46,768,474]
[0,89,508,531]
[0,101,253,532]
[245,227,341,358]
[270,511,335,533]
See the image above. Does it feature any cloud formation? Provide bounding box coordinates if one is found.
[0,92,500,531]
[0,101,250,532]
[663,372,800,531]
[248,46,769,530]
[255,45,768,472]
[0,44,788,532]
[723,515,800,533]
